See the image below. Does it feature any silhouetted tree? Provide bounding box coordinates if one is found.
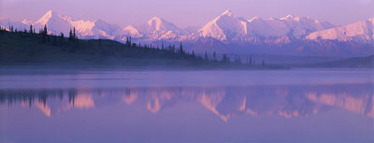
[168,45,176,53]
[179,42,185,55]
[126,36,133,47]
[221,54,230,63]
[29,25,33,34]
[204,51,208,61]
[213,51,217,61]
[69,29,73,41]
[43,24,48,36]
[126,37,130,46]
[59,32,65,46]
[0,26,249,68]
[73,27,77,39]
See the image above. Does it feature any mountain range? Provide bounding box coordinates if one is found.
[1,10,373,57]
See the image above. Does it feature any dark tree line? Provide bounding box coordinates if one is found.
[1,24,267,67]
[0,89,77,107]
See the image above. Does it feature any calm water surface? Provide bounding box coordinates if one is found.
[0,69,373,143]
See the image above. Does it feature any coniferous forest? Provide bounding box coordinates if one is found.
[0,25,279,69]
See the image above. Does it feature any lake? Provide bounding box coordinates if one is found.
[0,69,373,143]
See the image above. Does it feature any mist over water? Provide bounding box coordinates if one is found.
[0,69,373,143]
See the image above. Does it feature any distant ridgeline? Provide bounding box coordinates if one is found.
[0,25,276,69]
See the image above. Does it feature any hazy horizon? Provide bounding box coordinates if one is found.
[1,0,373,28]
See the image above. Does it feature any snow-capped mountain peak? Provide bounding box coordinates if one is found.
[248,16,261,22]
[280,15,320,23]
[276,15,335,38]
[148,17,163,25]
[280,15,296,20]
[28,11,74,35]
[1,10,373,55]
[306,17,374,44]
[123,25,142,37]
[137,16,184,34]
[220,10,234,17]
[198,11,334,41]
[122,16,191,42]
[5,10,125,40]
[21,19,33,25]
[369,17,374,22]
[0,17,28,31]
[147,17,161,27]
[198,10,248,41]
[35,10,71,26]
[146,16,176,32]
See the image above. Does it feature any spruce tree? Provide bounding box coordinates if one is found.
[43,24,48,36]
[73,27,77,40]
[126,36,132,46]
[29,25,33,34]
[222,54,229,63]
[69,29,73,41]
[234,55,241,64]
[60,32,65,46]
[213,51,217,61]
[179,42,184,55]
[204,51,208,61]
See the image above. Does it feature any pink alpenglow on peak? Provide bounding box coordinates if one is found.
[280,15,296,20]
[306,17,374,44]
[198,10,248,41]
[145,16,182,33]
[1,10,373,56]
[220,10,234,17]
[198,11,334,41]
[0,10,342,43]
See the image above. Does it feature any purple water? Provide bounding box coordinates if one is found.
[1,69,373,143]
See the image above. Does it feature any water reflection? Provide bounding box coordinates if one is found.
[1,83,373,121]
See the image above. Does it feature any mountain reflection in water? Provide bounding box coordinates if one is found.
[1,83,373,121]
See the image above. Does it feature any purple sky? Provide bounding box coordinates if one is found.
[1,0,373,28]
